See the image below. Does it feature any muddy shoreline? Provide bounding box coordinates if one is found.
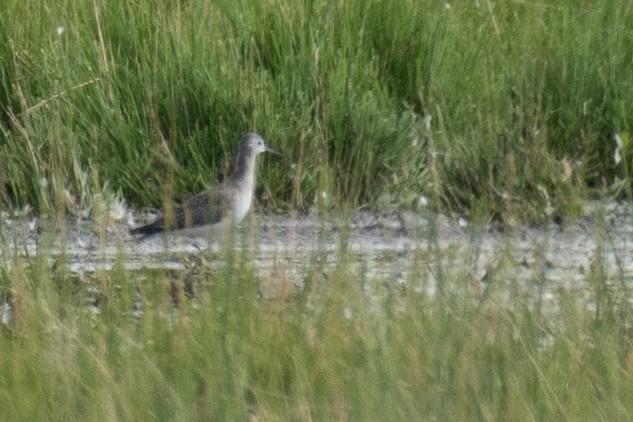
[1,201,632,290]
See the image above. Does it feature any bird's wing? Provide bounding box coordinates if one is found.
[130,185,232,238]
[172,186,231,229]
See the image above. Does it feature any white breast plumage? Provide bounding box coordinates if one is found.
[231,186,253,223]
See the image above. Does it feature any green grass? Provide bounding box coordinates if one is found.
[2,1,633,419]
[1,224,633,420]
[1,0,632,221]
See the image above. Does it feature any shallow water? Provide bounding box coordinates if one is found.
[2,201,633,304]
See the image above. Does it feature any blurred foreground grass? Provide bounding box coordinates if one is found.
[1,225,633,420]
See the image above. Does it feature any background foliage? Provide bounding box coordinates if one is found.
[1,0,632,221]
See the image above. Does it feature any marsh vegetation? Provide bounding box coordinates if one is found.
[2,0,633,420]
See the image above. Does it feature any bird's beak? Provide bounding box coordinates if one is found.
[265,146,280,155]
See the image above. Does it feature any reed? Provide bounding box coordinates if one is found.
[1,0,631,221]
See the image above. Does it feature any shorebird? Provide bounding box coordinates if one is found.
[130,132,278,239]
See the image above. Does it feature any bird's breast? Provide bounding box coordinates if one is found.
[231,188,253,223]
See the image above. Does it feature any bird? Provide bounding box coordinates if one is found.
[130,132,278,239]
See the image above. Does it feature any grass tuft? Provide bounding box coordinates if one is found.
[2,223,633,419]
[0,0,632,221]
